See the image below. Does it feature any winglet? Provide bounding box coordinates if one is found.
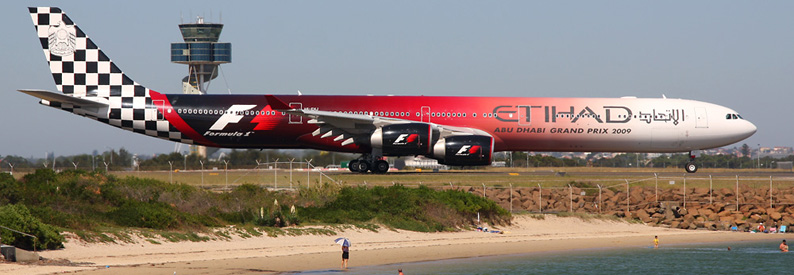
[265,95,292,110]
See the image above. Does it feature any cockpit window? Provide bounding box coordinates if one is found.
[726,113,743,120]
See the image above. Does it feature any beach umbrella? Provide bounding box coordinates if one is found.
[334,237,351,247]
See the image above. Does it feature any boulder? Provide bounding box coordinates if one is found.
[698,208,715,217]
[770,211,782,221]
[718,210,732,217]
[637,210,652,223]
[781,216,794,227]
[521,200,534,211]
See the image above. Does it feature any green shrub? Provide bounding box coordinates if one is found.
[299,185,511,232]
[107,202,180,229]
[0,204,64,250]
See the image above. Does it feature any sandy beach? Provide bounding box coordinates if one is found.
[1,214,786,274]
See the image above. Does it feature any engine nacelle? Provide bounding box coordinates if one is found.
[370,123,435,156]
[432,135,493,166]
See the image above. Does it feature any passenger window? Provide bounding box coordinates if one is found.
[726,114,732,119]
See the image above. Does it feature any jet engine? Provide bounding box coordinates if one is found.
[432,135,493,166]
[370,123,437,155]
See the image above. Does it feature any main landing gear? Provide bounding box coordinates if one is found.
[685,151,698,173]
[348,154,390,174]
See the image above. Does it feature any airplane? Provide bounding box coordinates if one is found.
[20,7,756,174]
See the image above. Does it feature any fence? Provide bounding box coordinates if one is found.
[115,160,340,191]
[421,174,794,214]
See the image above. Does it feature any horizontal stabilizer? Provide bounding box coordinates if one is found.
[18,89,108,107]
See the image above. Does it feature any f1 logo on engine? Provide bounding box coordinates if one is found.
[210,105,257,130]
[393,134,419,145]
[455,145,481,156]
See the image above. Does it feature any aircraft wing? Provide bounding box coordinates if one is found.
[266,95,491,146]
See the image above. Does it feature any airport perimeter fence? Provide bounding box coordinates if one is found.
[111,165,794,214]
[114,161,340,191]
[410,174,794,214]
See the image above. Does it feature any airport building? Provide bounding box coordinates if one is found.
[171,16,231,157]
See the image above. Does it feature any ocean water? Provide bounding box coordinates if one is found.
[297,240,791,274]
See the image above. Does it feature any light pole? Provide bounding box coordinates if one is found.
[184,154,188,171]
[256,160,263,186]
[223,160,229,191]
[757,144,761,169]
[199,160,204,186]
[274,158,279,189]
[168,161,173,183]
[289,158,294,186]
[306,159,313,188]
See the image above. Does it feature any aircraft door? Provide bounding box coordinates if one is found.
[289,102,302,124]
[518,105,531,126]
[695,107,708,128]
[421,106,431,123]
[150,100,165,120]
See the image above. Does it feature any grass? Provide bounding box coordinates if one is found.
[5,167,792,248]
[105,167,794,192]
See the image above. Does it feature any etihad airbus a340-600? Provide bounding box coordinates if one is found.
[20,7,756,174]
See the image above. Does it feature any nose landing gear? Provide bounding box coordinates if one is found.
[685,151,699,173]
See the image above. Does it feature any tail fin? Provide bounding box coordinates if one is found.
[28,7,148,98]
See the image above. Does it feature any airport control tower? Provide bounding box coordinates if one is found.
[171,16,231,156]
[171,16,231,94]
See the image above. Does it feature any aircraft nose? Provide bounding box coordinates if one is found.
[739,120,757,139]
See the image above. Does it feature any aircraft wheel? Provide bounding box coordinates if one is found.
[373,160,390,174]
[685,162,698,173]
[355,161,370,173]
[349,160,360,172]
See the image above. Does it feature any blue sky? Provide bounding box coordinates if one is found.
[1,1,792,157]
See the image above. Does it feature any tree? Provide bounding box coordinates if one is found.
[741,143,751,157]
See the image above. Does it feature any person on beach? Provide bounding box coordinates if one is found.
[398,269,404,275]
[341,244,350,269]
[654,236,659,249]
[780,240,789,252]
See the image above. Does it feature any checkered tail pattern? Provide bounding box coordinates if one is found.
[28,7,193,144]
